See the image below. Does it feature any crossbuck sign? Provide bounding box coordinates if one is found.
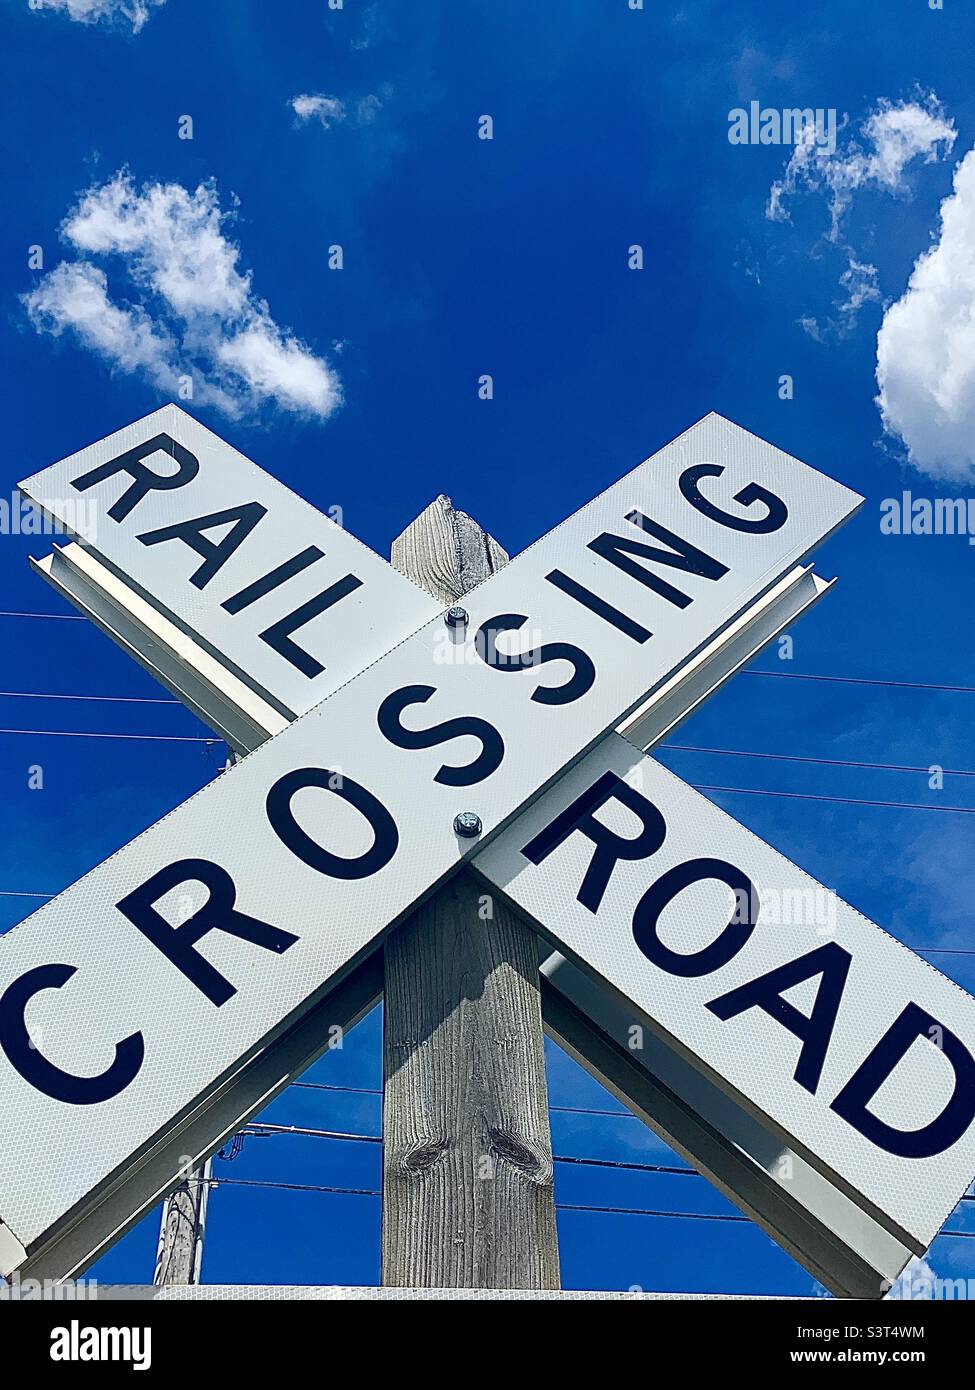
[4,407,974,1296]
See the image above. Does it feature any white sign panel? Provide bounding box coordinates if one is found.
[21,408,860,724]
[19,405,440,718]
[475,736,975,1253]
[1,412,859,1268]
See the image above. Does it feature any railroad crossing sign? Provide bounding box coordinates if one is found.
[5,407,974,1297]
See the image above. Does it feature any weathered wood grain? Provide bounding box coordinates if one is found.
[382,496,560,1288]
[153,1164,209,1286]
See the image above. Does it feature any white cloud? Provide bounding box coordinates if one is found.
[356,92,384,124]
[24,174,341,421]
[290,90,386,129]
[800,253,882,342]
[767,96,956,341]
[291,94,347,129]
[64,176,250,319]
[837,254,881,318]
[876,147,975,481]
[768,96,956,237]
[36,0,166,32]
[25,262,178,387]
[217,323,343,419]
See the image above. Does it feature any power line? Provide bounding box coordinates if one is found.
[0,727,216,743]
[290,1081,383,1097]
[2,616,974,694]
[0,727,972,809]
[193,1174,751,1223]
[553,1104,634,1120]
[743,670,975,695]
[556,1204,966,1233]
[240,1123,381,1145]
[556,1155,697,1177]
[219,1129,975,1202]
[556,1202,748,1223]
[202,1177,975,1238]
[3,701,973,779]
[232,1125,697,1178]
[0,689,180,706]
[697,784,975,815]
[0,610,86,622]
[664,744,975,779]
[210,1177,381,1198]
[287,1082,639,1118]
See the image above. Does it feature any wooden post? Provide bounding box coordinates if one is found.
[382,496,560,1289]
[154,751,233,1287]
[153,1159,210,1286]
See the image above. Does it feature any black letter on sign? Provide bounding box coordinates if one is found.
[679,463,788,534]
[0,963,144,1105]
[116,859,298,1007]
[522,770,666,912]
[588,511,729,611]
[222,545,325,614]
[545,570,652,644]
[136,502,267,589]
[707,943,853,1095]
[831,1002,975,1158]
[633,858,758,977]
[267,767,399,877]
[377,685,504,786]
[259,574,363,678]
[71,433,200,523]
[475,614,596,706]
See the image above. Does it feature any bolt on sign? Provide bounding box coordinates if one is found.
[6,407,973,1297]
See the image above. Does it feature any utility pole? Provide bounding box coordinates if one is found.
[152,749,234,1287]
[153,1159,210,1286]
[381,496,561,1289]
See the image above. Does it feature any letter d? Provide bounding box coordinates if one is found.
[831,1003,975,1157]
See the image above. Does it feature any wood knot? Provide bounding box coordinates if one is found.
[487,1126,554,1186]
[399,1135,450,1176]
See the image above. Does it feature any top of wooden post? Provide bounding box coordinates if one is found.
[392,494,509,606]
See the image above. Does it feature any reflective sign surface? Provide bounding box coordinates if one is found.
[476,736,975,1252]
[1,411,860,1266]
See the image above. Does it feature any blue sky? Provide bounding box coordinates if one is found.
[2,0,974,1294]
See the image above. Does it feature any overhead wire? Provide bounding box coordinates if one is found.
[694,785,975,814]
[200,1174,975,1236]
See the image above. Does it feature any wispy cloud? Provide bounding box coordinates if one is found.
[767,96,956,340]
[798,256,881,343]
[877,146,975,482]
[290,90,386,130]
[24,174,341,421]
[34,0,166,32]
[26,261,179,390]
[290,94,347,129]
[767,96,956,235]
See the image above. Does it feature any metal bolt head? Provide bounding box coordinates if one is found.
[453,811,482,838]
[445,605,469,629]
